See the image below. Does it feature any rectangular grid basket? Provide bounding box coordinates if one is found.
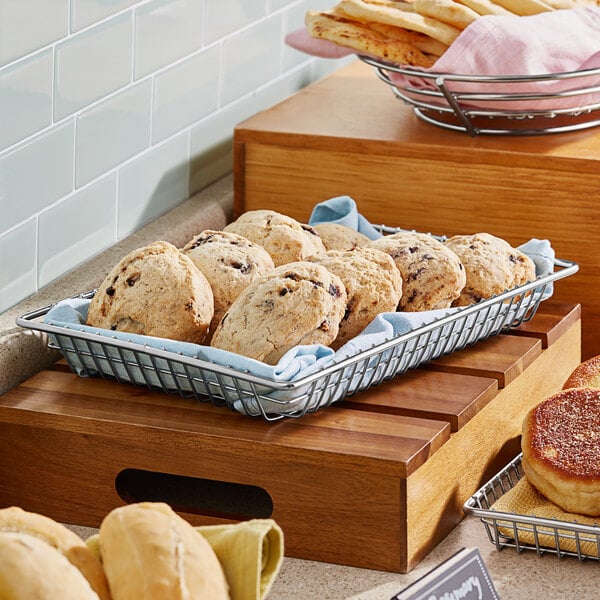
[17,257,578,420]
[464,454,600,563]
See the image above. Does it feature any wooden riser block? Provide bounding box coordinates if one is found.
[233,59,599,359]
[0,305,581,573]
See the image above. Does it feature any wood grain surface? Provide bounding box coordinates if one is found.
[0,304,581,572]
[233,59,599,358]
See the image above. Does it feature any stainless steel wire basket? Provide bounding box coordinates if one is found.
[464,454,600,563]
[16,252,577,420]
[360,55,600,136]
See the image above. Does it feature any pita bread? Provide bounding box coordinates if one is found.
[543,0,594,7]
[489,0,553,15]
[454,0,512,15]
[365,20,449,55]
[306,10,438,66]
[335,0,462,45]
[413,0,480,28]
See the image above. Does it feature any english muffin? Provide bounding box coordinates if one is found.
[522,388,600,517]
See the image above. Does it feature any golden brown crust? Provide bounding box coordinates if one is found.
[99,502,229,600]
[522,388,600,516]
[0,506,111,600]
[0,532,102,599]
[305,10,438,67]
[563,355,600,390]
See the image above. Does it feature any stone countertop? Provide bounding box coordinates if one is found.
[67,515,597,600]
[2,173,596,600]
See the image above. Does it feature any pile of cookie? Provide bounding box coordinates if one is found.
[86,209,536,365]
[305,0,599,67]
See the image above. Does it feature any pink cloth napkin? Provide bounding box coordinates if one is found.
[286,7,600,111]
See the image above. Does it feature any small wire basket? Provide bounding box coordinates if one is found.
[464,454,600,563]
[360,55,600,136]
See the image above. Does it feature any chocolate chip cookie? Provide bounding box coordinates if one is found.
[312,222,371,251]
[86,241,214,344]
[444,232,536,306]
[210,261,347,365]
[308,247,403,348]
[223,210,326,266]
[182,229,275,338]
[367,231,466,311]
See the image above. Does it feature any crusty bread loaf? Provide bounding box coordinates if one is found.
[0,506,111,600]
[563,354,600,390]
[521,388,600,517]
[99,502,229,600]
[0,531,101,599]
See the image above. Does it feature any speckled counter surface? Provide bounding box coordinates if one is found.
[2,173,596,600]
[67,517,597,599]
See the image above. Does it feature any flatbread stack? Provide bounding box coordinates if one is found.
[306,0,600,67]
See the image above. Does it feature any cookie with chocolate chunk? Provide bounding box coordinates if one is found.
[367,231,466,311]
[223,210,326,266]
[308,247,402,348]
[312,222,371,251]
[182,230,275,338]
[444,233,536,306]
[86,241,213,344]
[210,261,347,365]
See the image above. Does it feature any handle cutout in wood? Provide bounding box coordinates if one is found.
[115,468,273,520]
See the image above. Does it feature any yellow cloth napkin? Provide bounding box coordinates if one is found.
[491,478,600,557]
[196,519,284,600]
[86,518,284,600]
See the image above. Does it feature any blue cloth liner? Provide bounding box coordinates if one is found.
[45,196,556,417]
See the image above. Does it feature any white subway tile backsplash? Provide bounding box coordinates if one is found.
[1,0,340,311]
[117,133,189,238]
[0,121,74,236]
[134,0,204,80]
[76,80,151,187]
[0,0,68,67]
[71,0,139,32]
[205,1,265,45]
[152,45,220,144]
[38,174,117,287]
[55,12,132,120]
[254,63,313,113]
[0,50,53,153]
[282,1,314,71]
[267,0,297,12]
[189,93,257,194]
[0,219,37,313]
[221,14,283,106]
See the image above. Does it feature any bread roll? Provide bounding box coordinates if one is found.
[99,502,230,600]
[563,354,600,390]
[521,388,600,516]
[0,506,111,600]
[0,531,100,599]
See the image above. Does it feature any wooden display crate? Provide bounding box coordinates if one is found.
[233,59,600,359]
[0,303,580,573]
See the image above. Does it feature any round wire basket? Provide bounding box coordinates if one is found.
[359,55,600,136]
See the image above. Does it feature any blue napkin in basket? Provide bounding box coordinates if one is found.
[45,196,555,416]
